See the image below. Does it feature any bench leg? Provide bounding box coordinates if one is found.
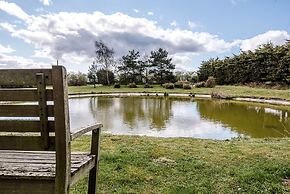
[88,128,101,194]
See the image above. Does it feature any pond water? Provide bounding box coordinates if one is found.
[69,96,290,140]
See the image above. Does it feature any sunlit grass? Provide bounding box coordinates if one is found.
[71,135,290,193]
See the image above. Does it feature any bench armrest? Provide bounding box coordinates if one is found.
[71,123,102,141]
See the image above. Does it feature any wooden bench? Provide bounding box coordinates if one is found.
[0,66,102,194]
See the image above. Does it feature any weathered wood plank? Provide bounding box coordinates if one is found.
[0,152,93,179]
[52,66,71,194]
[0,120,55,132]
[0,179,55,194]
[88,128,102,194]
[0,136,55,151]
[0,156,90,162]
[0,104,54,117]
[0,69,52,87]
[70,123,102,141]
[0,162,89,169]
[71,156,96,186]
[0,150,87,155]
[0,153,91,161]
[37,73,50,150]
[0,89,53,101]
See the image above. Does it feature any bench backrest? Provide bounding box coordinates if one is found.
[0,66,70,151]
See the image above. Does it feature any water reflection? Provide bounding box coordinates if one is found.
[69,97,290,140]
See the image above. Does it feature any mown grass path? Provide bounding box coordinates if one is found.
[71,135,290,193]
[69,85,290,101]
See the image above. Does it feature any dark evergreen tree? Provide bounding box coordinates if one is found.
[149,48,175,85]
[87,63,98,88]
[197,41,290,85]
[118,50,142,84]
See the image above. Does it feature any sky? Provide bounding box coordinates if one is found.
[0,0,289,73]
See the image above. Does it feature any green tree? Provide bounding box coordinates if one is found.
[149,48,175,85]
[94,40,114,85]
[118,50,142,84]
[97,69,115,85]
[197,41,290,86]
[67,72,87,86]
[87,63,98,88]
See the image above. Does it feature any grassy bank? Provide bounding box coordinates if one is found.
[69,85,290,101]
[71,135,290,193]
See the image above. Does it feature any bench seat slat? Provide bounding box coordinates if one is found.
[0,151,95,180]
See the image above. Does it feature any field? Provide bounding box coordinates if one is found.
[71,135,290,193]
[69,85,290,101]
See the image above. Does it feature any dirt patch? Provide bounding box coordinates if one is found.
[153,157,176,166]
[283,179,290,189]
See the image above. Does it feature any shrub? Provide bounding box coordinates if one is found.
[205,76,216,88]
[163,83,174,89]
[128,82,137,88]
[183,84,192,89]
[144,84,153,88]
[174,82,183,88]
[195,81,205,88]
[211,91,232,99]
[114,83,121,88]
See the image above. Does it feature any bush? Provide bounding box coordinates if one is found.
[174,82,183,88]
[144,83,153,88]
[163,83,174,89]
[211,91,232,99]
[68,72,87,86]
[114,83,121,88]
[195,81,205,88]
[128,82,137,88]
[183,84,192,89]
[205,76,216,88]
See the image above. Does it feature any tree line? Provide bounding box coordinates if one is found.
[197,41,290,85]
[68,40,289,88]
[87,40,176,87]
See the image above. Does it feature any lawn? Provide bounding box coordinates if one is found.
[68,85,290,101]
[71,135,290,193]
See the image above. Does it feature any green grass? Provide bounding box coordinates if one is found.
[69,85,290,101]
[71,135,290,193]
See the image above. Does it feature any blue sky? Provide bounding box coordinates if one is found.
[0,0,289,72]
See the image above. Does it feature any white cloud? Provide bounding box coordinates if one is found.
[239,30,290,51]
[4,2,286,70]
[147,11,154,16]
[133,9,139,13]
[170,20,177,27]
[0,44,15,53]
[0,22,16,32]
[0,8,237,66]
[171,53,199,71]
[39,0,52,6]
[188,21,198,29]
[0,52,50,69]
[0,1,29,20]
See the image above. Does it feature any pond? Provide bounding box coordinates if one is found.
[69,96,290,140]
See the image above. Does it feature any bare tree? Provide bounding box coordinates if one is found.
[94,40,114,85]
